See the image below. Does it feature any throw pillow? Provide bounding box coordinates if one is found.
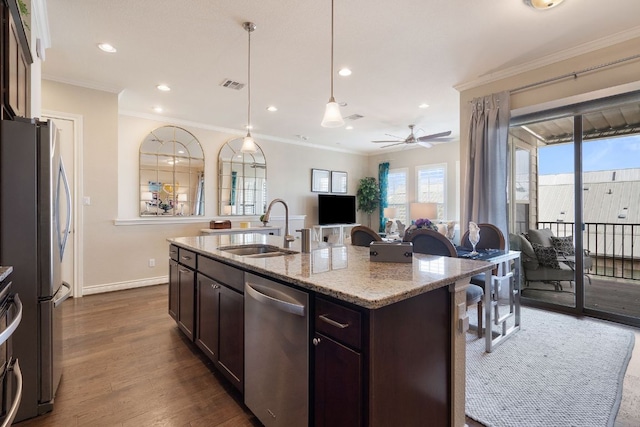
[532,243,560,269]
[550,235,575,256]
[528,228,554,247]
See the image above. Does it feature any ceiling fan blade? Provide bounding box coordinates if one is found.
[417,130,452,142]
[381,142,407,148]
[418,141,433,149]
[372,140,402,143]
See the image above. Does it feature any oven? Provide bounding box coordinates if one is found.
[0,279,23,427]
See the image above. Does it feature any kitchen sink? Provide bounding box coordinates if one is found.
[218,244,298,258]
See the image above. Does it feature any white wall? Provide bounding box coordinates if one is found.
[43,80,369,294]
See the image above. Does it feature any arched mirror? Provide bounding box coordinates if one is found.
[218,138,267,216]
[139,126,205,216]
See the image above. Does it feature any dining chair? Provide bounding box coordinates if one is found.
[461,223,507,287]
[350,225,382,247]
[406,229,484,338]
[460,223,506,251]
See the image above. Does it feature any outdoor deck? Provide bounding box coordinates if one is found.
[521,276,640,318]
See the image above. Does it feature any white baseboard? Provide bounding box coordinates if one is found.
[82,276,168,296]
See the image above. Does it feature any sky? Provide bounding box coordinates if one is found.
[538,134,640,175]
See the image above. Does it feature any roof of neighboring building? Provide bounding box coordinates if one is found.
[539,168,639,224]
[538,168,639,256]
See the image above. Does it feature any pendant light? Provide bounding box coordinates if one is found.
[321,0,344,128]
[523,0,565,10]
[241,22,258,153]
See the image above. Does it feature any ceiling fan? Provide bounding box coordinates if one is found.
[372,124,452,148]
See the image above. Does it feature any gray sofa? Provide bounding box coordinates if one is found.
[509,229,592,291]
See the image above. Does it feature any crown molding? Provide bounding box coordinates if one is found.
[118,110,363,155]
[42,75,124,94]
[455,26,640,92]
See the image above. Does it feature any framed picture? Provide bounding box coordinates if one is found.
[311,169,330,192]
[331,171,348,193]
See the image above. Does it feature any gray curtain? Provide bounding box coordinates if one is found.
[464,91,510,247]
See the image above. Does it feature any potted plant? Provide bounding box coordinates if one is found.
[356,177,380,228]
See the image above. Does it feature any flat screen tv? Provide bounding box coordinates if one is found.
[318,194,356,225]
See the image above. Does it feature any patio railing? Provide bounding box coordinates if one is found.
[537,221,640,281]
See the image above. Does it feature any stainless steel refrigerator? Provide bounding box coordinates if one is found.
[0,118,72,422]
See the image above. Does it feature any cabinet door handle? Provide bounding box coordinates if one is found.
[312,337,321,346]
[179,268,191,274]
[319,314,349,329]
[181,255,193,261]
[211,284,221,290]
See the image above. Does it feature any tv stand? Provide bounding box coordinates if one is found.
[312,223,360,245]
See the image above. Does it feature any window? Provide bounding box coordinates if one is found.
[416,164,446,219]
[387,168,408,224]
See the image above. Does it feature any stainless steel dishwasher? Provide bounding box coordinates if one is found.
[244,273,309,427]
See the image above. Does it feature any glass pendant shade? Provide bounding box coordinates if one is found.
[241,133,258,153]
[321,0,344,128]
[321,98,344,128]
[524,0,564,9]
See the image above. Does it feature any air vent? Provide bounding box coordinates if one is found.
[220,79,245,90]
[345,114,364,121]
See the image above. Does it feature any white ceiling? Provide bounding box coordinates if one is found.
[42,0,640,154]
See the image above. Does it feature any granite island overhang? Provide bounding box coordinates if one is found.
[168,233,494,426]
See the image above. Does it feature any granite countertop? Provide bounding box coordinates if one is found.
[168,234,493,309]
[0,266,13,282]
[200,225,282,234]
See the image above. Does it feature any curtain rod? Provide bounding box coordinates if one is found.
[509,52,640,94]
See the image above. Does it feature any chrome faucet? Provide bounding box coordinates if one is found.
[263,198,295,249]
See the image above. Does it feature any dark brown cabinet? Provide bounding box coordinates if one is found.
[314,333,362,427]
[195,255,244,392]
[196,272,244,392]
[168,246,196,341]
[168,259,178,320]
[2,0,32,120]
[314,297,363,427]
[177,263,195,340]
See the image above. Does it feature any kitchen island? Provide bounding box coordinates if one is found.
[168,233,493,427]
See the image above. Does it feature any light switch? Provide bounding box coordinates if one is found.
[83,196,91,206]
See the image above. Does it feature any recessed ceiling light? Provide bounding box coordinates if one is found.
[178,150,185,154]
[419,103,430,109]
[245,125,253,130]
[97,43,117,53]
[523,0,564,9]
[338,102,348,107]
[153,106,163,113]
[157,84,171,92]
[338,68,352,77]
[345,125,353,130]
[266,106,278,112]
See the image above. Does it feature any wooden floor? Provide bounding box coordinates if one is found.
[15,285,260,427]
[13,284,640,427]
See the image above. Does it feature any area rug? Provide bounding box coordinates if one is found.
[465,306,635,427]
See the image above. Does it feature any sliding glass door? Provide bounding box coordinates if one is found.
[510,95,640,327]
[510,116,578,309]
[581,106,640,321]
